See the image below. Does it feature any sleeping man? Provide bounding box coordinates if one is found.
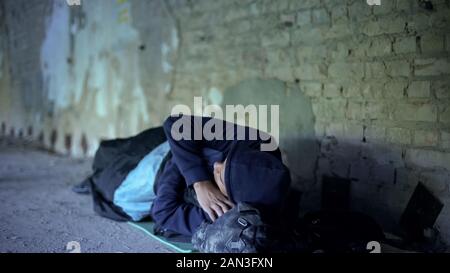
[74,114,292,239]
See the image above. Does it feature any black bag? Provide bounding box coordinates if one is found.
[192,202,308,253]
[87,126,167,221]
[298,210,386,253]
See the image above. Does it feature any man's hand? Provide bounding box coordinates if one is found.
[193,180,234,222]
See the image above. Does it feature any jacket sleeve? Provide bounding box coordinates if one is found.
[151,159,209,236]
[163,114,277,187]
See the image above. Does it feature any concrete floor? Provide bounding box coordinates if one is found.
[0,137,172,253]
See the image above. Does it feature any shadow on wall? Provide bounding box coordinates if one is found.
[220,78,320,189]
[311,136,449,240]
[219,78,448,243]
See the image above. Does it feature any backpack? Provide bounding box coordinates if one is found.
[191,203,385,253]
[191,202,308,253]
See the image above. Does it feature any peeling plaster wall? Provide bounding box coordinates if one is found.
[0,0,179,157]
[38,0,156,156]
[0,0,49,140]
[0,1,10,127]
[1,0,450,244]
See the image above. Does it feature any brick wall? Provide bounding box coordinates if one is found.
[0,0,449,244]
[169,0,450,242]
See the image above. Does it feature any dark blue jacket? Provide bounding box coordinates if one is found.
[151,115,290,236]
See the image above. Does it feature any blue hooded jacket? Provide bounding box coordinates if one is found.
[150,115,291,236]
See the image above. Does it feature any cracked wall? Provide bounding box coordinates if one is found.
[0,0,180,156]
[0,0,450,244]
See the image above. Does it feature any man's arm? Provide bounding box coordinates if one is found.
[151,160,209,236]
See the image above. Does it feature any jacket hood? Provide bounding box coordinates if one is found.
[224,141,291,215]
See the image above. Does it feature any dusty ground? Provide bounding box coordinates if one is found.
[0,137,172,253]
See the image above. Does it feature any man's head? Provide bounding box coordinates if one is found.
[223,141,291,215]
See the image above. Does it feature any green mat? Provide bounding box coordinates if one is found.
[128,222,195,253]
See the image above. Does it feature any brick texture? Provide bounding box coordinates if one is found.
[1,0,450,245]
